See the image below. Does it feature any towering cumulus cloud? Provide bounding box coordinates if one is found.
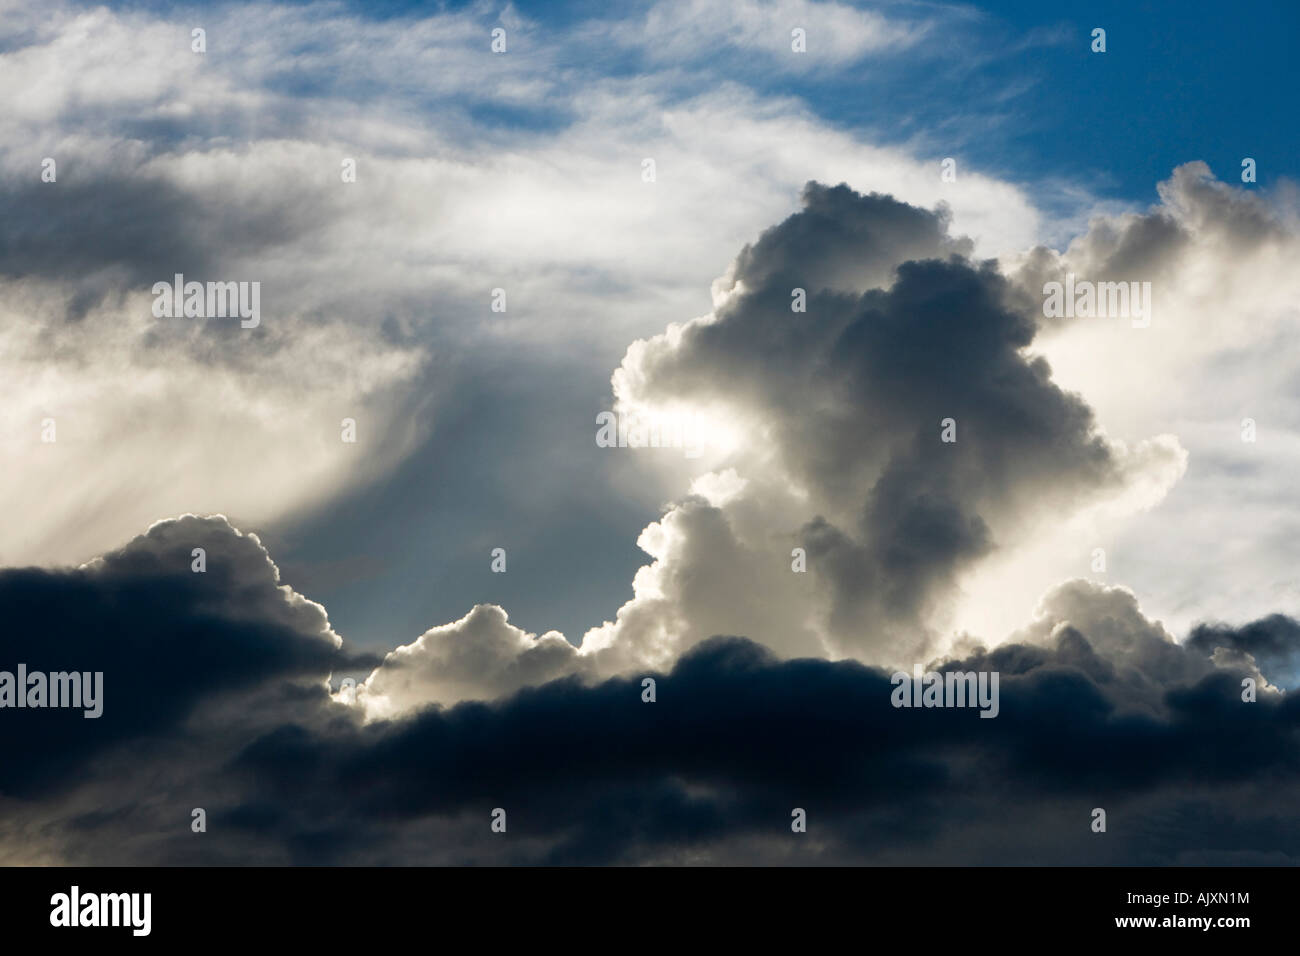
[574,183,1185,676]
[349,183,1188,716]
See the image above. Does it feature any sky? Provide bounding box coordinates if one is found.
[1,0,1299,865]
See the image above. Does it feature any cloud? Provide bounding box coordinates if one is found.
[0,515,367,799]
[1003,579,1251,704]
[1187,614,1300,692]
[584,182,1183,669]
[0,0,1045,578]
[0,269,428,567]
[1003,162,1300,636]
[5,0,1297,868]
[353,604,585,718]
[338,181,1189,712]
[2,527,1296,866]
[610,0,930,69]
[318,180,1196,720]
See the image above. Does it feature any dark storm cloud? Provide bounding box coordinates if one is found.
[1,515,1296,864]
[1188,615,1300,690]
[619,182,1159,657]
[0,516,373,797]
[270,627,1298,865]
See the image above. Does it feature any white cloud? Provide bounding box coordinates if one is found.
[612,0,931,67]
[1007,162,1300,635]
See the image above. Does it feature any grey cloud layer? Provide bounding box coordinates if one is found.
[1,515,1296,865]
